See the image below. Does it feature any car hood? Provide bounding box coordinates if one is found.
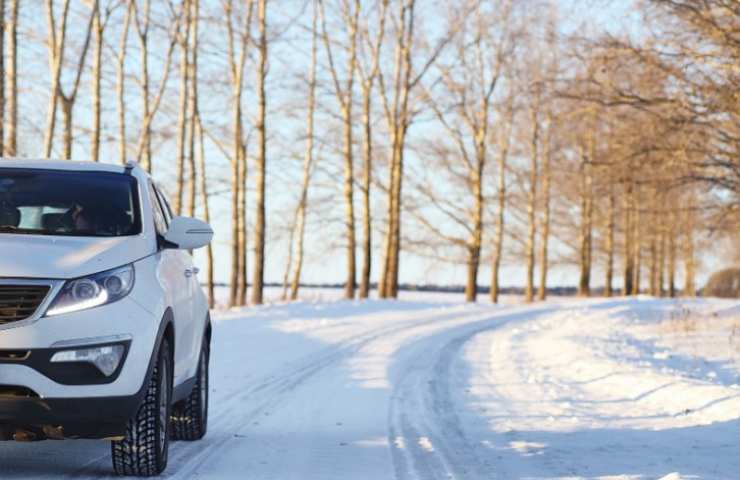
[0,234,154,279]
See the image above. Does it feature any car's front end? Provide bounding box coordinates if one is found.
[0,161,163,441]
[0,269,165,441]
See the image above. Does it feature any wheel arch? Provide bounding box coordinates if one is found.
[132,307,176,405]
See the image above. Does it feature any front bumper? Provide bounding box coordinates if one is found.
[0,392,142,440]
[0,295,163,439]
[0,297,158,399]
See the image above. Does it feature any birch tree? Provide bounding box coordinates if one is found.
[319,0,361,299]
[0,0,6,156]
[356,0,387,299]
[132,0,181,167]
[196,116,215,307]
[43,0,71,157]
[224,0,253,308]
[524,82,542,303]
[490,97,514,303]
[289,0,320,300]
[251,0,268,305]
[378,0,456,298]
[90,1,117,162]
[5,0,18,156]
[174,0,192,215]
[419,0,514,302]
[115,1,133,164]
[58,2,97,160]
[537,111,553,301]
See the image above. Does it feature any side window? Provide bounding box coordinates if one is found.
[147,182,168,235]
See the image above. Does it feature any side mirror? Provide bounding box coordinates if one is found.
[163,216,213,250]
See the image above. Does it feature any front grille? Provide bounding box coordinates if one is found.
[0,285,50,325]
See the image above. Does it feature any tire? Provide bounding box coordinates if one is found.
[111,340,172,477]
[171,337,209,441]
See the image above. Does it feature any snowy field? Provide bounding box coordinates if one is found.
[1,292,739,479]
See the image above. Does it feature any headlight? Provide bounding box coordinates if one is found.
[45,264,135,316]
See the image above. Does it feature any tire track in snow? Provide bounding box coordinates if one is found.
[388,307,559,480]
[163,306,501,479]
[9,303,548,479]
[49,306,482,479]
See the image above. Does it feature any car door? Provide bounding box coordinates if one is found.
[153,185,201,381]
[147,182,193,384]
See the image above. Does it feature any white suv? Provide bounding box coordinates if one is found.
[0,159,213,476]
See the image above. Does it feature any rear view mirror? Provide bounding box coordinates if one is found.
[163,216,213,250]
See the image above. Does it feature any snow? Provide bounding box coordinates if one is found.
[1,294,738,479]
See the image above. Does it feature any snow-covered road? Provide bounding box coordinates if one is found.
[2,296,739,479]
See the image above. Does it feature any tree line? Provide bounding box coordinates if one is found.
[0,0,736,307]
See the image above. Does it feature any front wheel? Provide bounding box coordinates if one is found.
[111,339,172,477]
[171,337,209,441]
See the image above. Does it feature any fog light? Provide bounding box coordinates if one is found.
[51,345,125,377]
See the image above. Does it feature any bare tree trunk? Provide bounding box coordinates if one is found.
[116,2,133,164]
[0,0,6,157]
[174,0,191,215]
[196,116,214,308]
[378,142,399,298]
[342,111,357,299]
[491,104,513,304]
[650,231,658,296]
[356,0,389,299]
[683,227,696,297]
[668,222,676,297]
[537,119,552,301]
[224,0,252,307]
[658,229,666,297]
[631,186,642,295]
[358,27,385,298]
[388,132,405,297]
[465,159,484,302]
[90,2,102,162]
[623,183,634,296]
[379,0,418,299]
[524,101,540,303]
[651,186,661,295]
[281,222,296,300]
[5,0,18,156]
[604,183,616,297]
[60,97,72,159]
[251,0,267,305]
[57,1,96,160]
[134,0,152,170]
[359,86,373,299]
[237,150,248,306]
[290,0,319,301]
[229,142,242,307]
[43,0,72,157]
[380,135,405,299]
[577,155,593,297]
[186,0,199,217]
[320,0,360,299]
[132,12,179,164]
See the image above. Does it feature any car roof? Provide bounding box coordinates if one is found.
[0,158,135,175]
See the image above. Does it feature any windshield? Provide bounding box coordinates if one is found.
[0,169,141,237]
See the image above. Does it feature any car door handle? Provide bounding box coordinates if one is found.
[184,267,199,278]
